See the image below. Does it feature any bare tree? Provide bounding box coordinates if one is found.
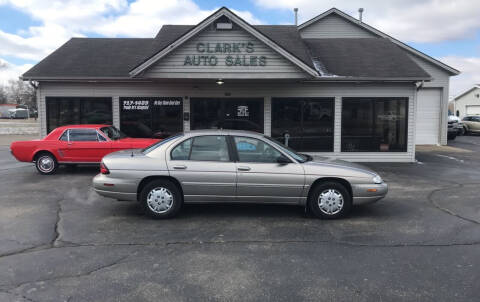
[0,85,7,104]
[6,79,36,109]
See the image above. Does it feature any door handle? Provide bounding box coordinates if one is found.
[173,165,187,170]
[237,166,251,171]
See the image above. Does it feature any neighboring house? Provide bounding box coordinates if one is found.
[452,85,480,118]
[21,7,459,162]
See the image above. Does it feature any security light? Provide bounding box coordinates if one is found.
[216,79,224,85]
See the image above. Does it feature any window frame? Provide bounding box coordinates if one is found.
[341,97,409,152]
[169,135,234,162]
[45,97,113,133]
[230,135,293,164]
[67,128,103,142]
[271,97,335,152]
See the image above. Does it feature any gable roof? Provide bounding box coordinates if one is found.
[142,24,314,71]
[129,7,318,77]
[299,8,460,75]
[453,85,480,101]
[305,38,431,80]
[22,38,154,79]
[21,7,438,82]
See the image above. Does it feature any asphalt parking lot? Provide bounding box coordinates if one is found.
[0,135,479,301]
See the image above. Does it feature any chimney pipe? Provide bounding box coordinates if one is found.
[294,8,298,26]
[358,8,364,22]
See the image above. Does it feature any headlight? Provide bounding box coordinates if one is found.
[373,175,383,184]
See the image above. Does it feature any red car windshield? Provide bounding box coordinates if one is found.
[100,126,127,140]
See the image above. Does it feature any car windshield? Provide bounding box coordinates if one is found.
[100,126,127,140]
[142,134,183,154]
[263,136,311,163]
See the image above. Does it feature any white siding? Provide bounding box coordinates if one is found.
[454,87,480,119]
[264,96,271,136]
[38,81,416,162]
[409,54,450,145]
[415,88,441,145]
[299,14,378,39]
[144,27,307,79]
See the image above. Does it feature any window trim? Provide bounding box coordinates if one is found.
[271,97,335,152]
[68,128,103,142]
[230,135,293,164]
[341,97,409,152]
[170,135,233,162]
[45,96,113,134]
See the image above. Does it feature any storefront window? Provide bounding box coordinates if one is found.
[341,98,408,152]
[191,98,264,133]
[120,97,183,138]
[46,97,112,133]
[271,98,334,152]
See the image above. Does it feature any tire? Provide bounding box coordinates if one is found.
[308,181,352,219]
[35,152,58,175]
[458,127,465,136]
[140,179,182,219]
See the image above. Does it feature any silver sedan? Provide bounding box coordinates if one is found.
[93,130,387,219]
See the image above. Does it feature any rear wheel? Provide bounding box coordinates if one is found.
[140,179,182,219]
[308,181,352,219]
[35,152,58,175]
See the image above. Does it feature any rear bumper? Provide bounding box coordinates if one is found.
[93,173,138,201]
[352,182,388,205]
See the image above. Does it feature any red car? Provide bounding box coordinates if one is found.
[10,124,159,175]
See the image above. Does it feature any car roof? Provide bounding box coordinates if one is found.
[55,124,111,130]
[183,129,265,138]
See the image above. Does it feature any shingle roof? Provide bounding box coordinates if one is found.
[304,38,431,79]
[253,25,314,69]
[22,27,431,80]
[23,38,154,79]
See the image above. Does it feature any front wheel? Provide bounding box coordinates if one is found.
[308,182,352,219]
[35,153,58,175]
[140,180,182,219]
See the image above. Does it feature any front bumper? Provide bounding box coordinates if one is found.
[93,173,138,201]
[351,182,388,205]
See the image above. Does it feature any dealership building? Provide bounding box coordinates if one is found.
[22,7,459,162]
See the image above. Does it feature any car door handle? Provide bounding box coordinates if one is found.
[237,166,251,171]
[173,165,187,170]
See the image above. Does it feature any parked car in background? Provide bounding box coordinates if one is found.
[8,108,29,119]
[447,115,464,139]
[462,115,480,134]
[10,124,159,175]
[93,130,388,220]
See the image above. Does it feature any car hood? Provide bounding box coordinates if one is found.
[303,157,377,176]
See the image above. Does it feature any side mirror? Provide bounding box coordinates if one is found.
[276,155,290,164]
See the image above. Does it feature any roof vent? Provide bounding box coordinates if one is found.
[358,8,364,22]
[215,16,232,30]
[294,8,298,26]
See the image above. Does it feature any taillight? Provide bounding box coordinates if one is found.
[100,162,109,174]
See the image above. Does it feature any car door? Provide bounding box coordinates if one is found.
[65,128,112,162]
[167,135,237,202]
[473,117,480,131]
[232,136,305,203]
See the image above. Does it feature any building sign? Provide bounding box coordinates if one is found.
[237,105,249,117]
[122,97,182,111]
[184,42,267,67]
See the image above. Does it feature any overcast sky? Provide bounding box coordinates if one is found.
[0,0,479,97]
